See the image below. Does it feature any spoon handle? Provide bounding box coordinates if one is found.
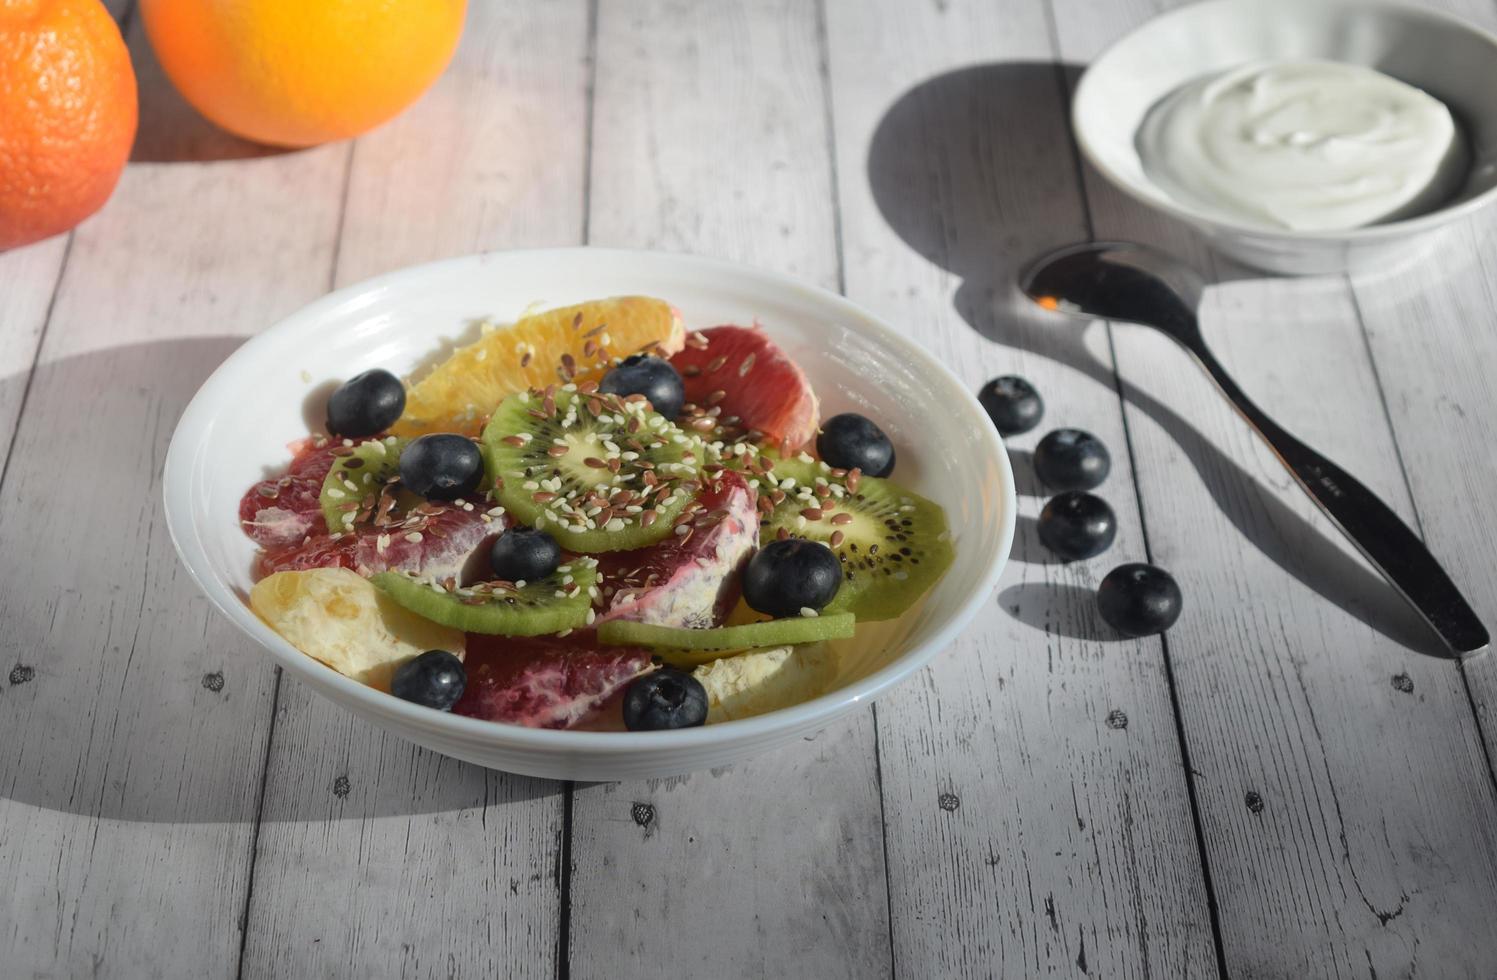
[1186,341,1488,656]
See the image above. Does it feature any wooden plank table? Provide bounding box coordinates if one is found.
[2,0,1495,976]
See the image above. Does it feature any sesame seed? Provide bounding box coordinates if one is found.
[800,607,818,618]
[707,355,728,372]
[674,524,690,536]
[405,532,424,543]
[605,518,626,532]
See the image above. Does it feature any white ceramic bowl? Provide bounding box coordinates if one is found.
[1074,0,1497,275]
[163,249,1015,781]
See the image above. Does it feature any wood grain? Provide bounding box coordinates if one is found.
[0,14,348,976]
[0,238,68,470]
[1052,0,1497,975]
[236,3,591,978]
[823,0,1217,975]
[1351,0,1497,783]
[566,3,891,977]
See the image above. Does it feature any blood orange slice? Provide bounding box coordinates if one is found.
[593,469,759,629]
[240,440,339,548]
[669,325,819,450]
[453,635,655,729]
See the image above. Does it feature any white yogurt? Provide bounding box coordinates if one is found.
[1136,60,1468,232]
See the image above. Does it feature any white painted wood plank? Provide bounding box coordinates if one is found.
[567,3,891,977]
[237,4,591,978]
[0,15,349,977]
[1346,0,1497,879]
[825,0,1216,975]
[1052,1,1497,975]
[0,237,68,464]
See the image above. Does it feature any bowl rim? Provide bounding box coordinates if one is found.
[162,246,1016,756]
[1072,0,1497,244]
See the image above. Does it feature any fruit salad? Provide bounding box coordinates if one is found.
[239,296,955,731]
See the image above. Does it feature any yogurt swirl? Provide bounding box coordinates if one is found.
[1136,60,1468,232]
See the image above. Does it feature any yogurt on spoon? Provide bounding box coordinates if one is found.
[1136,59,1468,232]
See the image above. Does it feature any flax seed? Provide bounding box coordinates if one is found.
[846,468,862,493]
[707,389,726,405]
[800,507,823,521]
[547,445,570,458]
[533,491,557,503]
[776,526,790,541]
[831,512,854,526]
[520,350,533,367]
[830,530,845,548]
[584,457,607,469]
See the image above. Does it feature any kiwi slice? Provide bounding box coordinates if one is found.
[482,386,702,552]
[597,613,855,655]
[371,558,598,636]
[319,437,406,532]
[758,457,953,621]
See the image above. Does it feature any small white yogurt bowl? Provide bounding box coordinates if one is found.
[1074,0,1497,275]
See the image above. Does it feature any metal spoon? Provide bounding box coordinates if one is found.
[1020,240,1488,656]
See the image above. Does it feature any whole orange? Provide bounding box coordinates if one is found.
[142,0,467,148]
[0,0,137,251]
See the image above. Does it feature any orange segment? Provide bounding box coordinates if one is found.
[392,296,684,437]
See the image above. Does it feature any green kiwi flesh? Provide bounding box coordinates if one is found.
[482,387,702,552]
[596,613,854,656]
[319,437,406,532]
[371,558,598,636]
[759,457,953,621]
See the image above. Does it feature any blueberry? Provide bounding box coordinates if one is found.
[398,433,483,501]
[1033,428,1110,491]
[490,526,561,583]
[599,354,685,419]
[978,375,1043,436]
[1097,563,1182,637]
[741,538,842,618]
[1038,491,1117,560]
[817,413,896,478]
[623,668,709,731]
[326,369,406,438]
[391,650,466,710]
